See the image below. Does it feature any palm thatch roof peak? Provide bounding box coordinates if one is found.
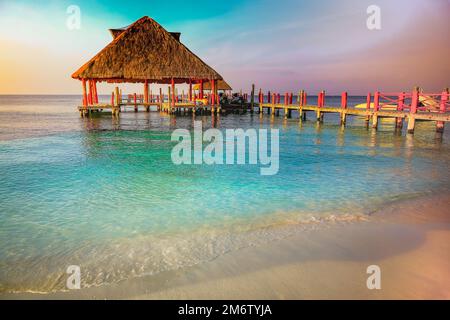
[72,16,223,83]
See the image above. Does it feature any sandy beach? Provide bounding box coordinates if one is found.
[3,193,449,300]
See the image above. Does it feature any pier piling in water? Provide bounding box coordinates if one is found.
[250,84,255,113]
[341,91,348,125]
[372,91,380,129]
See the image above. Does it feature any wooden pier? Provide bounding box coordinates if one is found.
[78,85,450,134]
[256,89,449,134]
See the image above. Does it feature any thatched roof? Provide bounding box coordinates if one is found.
[193,80,232,91]
[72,16,223,83]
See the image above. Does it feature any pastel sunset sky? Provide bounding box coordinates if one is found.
[0,0,448,94]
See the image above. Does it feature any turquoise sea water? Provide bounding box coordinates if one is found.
[1,95,450,292]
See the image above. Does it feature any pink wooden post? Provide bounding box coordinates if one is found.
[397,92,404,111]
[289,93,293,105]
[199,79,204,99]
[340,91,348,125]
[440,90,448,113]
[341,92,347,109]
[373,92,380,112]
[436,90,448,133]
[366,93,371,110]
[316,91,324,121]
[410,90,418,114]
[407,90,419,133]
[303,92,307,106]
[93,80,98,104]
[284,92,288,106]
[87,80,92,105]
[82,79,87,107]
[395,92,405,129]
[211,79,215,106]
[171,78,175,108]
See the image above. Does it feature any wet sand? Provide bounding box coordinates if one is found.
[2,194,450,300]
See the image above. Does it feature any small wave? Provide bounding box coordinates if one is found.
[0,210,367,294]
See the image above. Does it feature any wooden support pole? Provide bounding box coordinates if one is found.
[144,80,149,104]
[199,79,204,99]
[317,90,324,121]
[372,91,380,129]
[89,80,93,106]
[259,90,263,114]
[407,89,419,134]
[211,79,215,107]
[271,92,275,116]
[114,87,119,106]
[341,91,348,109]
[171,78,175,109]
[410,89,418,114]
[134,93,138,112]
[396,92,404,129]
[250,84,255,113]
[82,79,88,107]
[364,92,371,123]
[341,91,347,125]
[168,86,171,113]
[114,86,120,115]
[189,79,192,102]
[407,116,416,134]
[298,90,303,120]
[87,80,92,106]
[91,80,95,105]
[95,80,99,104]
[436,90,448,133]
[373,91,380,112]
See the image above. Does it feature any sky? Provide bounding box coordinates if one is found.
[0,0,449,95]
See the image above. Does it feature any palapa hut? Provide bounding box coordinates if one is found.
[72,16,225,108]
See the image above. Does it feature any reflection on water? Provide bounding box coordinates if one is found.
[0,95,450,293]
